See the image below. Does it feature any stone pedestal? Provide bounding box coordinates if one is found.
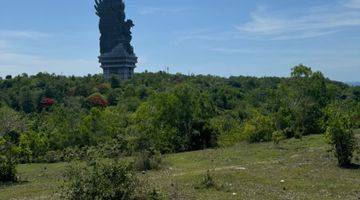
[99,43,137,80]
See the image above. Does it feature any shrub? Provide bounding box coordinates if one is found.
[60,160,140,200]
[196,170,216,190]
[244,114,275,143]
[325,112,356,167]
[134,150,163,171]
[0,138,18,183]
[272,131,285,145]
[0,155,17,183]
[210,116,244,147]
[97,135,131,158]
[61,146,83,162]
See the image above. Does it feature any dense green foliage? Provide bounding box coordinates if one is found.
[325,107,356,167]
[0,155,17,183]
[0,65,359,165]
[0,138,17,183]
[61,160,140,200]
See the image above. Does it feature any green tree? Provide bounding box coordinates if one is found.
[107,89,120,106]
[110,75,121,88]
[0,107,26,141]
[291,64,313,78]
[38,105,83,150]
[18,87,36,113]
[132,84,217,152]
[325,109,356,167]
[18,131,48,163]
[243,112,275,143]
[275,66,328,136]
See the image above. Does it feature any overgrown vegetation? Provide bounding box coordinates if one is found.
[60,160,140,200]
[0,65,359,168]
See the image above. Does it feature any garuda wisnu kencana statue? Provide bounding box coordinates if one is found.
[95,0,137,79]
[95,0,135,55]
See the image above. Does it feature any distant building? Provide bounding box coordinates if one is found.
[95,0,137,80]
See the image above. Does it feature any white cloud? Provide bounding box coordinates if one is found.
[172,29,232,45]
[0,30,50,40]
[271,30,340,40]
[343,0,360,8]
[237,0,360,40]
[172,0,360,45]
[0,52,98,77]
[0,29,98,77]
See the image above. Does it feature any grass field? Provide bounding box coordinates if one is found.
[1,134,359,200]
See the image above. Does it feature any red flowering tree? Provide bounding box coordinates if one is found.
[40,97,55,108]
[87,93,108,108]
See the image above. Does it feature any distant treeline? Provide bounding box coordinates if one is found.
[0,64,359,163]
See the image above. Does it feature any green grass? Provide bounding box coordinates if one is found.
[1,135,360,200]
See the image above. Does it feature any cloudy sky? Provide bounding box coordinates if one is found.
[0,0,359,81]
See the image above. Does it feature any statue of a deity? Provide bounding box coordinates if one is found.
[95,0,137,79]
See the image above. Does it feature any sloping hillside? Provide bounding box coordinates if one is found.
[0,134,359,200]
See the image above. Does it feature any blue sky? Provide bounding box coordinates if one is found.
[0,0,359,81]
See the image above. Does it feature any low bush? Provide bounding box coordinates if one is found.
[272,131,285,145]
[196,170,217,190]
[0,138,18,183]
[0,155,17,183]
[60,160,141,200]
[134,149,163,171]
[96,135,131,158]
